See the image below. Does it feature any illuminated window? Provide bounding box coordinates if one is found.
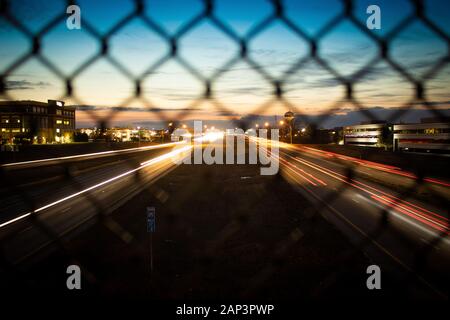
[56,120,63,124]
[64,120,70,125]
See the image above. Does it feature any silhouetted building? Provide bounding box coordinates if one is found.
[420,116,450,124]
[0,100,75,144]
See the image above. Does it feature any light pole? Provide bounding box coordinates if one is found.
[279,120,285,141]
[284,111,295,144]
[137,126,141,147]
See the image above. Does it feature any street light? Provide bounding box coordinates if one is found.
[137,126,141,146]
[264,122,269,127]
[182,124,187,129]
[279,120,284,125]
[284,111,295,144]
[255,124,259,128]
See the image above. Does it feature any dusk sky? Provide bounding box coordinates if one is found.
[1,0,449,127]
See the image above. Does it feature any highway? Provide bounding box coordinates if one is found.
[273,142,450,297]
[0,135,449,297]
[0,142,192,265]
[0,142,184,225]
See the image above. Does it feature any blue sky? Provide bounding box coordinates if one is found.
[0,0,449,126]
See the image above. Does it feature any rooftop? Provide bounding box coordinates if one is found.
[0,100,76,110]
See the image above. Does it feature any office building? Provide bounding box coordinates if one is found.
[393,121,450,153]
[343,122,385,147]
[0,100,75,144]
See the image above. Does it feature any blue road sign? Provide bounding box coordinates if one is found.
[147,207,156,233]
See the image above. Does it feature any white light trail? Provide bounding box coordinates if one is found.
[0,145,192,229]
[1,142,183,168]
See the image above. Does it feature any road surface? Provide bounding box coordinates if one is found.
[0,142,192,265]
[273,142,449,297]
[0,136,448,298]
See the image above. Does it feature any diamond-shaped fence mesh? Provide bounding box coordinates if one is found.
[0,0,449,299]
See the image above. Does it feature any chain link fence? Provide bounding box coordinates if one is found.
[0,0,449,299]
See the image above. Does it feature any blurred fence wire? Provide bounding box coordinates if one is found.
[0,0,449,298]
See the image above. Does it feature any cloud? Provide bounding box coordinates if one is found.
[236,106,450,129]
[75,105,200,113]
[296,106,450,128]
[75,104,450,129]
[155,92,202,101]
[216,86,272,96]
[5,80,51,90]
